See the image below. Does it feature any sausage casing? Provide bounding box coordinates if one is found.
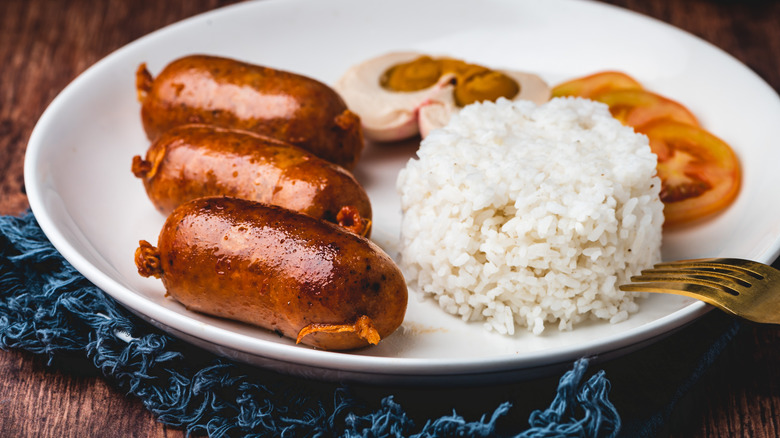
[136,55,364,169]
[135,197,407,350]
[131,124,371,236]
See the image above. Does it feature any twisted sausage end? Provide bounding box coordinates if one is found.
[333,109,364,170]
[337,205,372,237]
[131,155,152,178]
[296,315,381,347]
[135,240,163,278]
[334,109,360,132]
[135,63,153,103]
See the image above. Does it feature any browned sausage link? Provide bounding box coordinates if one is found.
[137,55,364,169]
[131,124,372,235]
[135,197,407,350]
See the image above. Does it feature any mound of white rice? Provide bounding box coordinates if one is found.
[396,97,664,335]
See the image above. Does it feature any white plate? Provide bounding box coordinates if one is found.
[24,0,780,384]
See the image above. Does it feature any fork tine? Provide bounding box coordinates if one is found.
[621,258,780,324]
[630,268,748,294]
[653,258,766,280]
[629,257,768,296]
[619,281,740,316]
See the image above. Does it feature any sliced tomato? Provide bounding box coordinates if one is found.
[642,120,740,226]
[592,89,700,128]
[551,71,643,99]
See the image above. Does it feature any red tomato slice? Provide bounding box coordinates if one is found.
[592,89,700,128]
[551,71,643,99]
[641,121,740,226]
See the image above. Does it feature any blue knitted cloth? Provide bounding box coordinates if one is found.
[0,211,740,437]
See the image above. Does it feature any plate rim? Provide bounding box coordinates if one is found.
[22,0,779,381]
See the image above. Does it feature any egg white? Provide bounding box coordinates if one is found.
[334,51,551,142]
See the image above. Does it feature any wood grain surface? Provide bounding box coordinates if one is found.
[1,0,778,436]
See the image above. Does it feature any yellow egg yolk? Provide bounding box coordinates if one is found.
[379,56,519,107]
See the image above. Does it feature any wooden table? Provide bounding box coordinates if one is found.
[1,0,778,436]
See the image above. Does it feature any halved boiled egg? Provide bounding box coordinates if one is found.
[334,52,551,142]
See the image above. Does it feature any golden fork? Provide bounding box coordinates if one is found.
[619,258,780,324]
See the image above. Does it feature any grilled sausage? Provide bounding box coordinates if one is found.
[134,197,407,350]
[131,124,371,236]
[136,55,364,169]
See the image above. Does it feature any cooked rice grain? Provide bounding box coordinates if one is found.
[396,97,663,335]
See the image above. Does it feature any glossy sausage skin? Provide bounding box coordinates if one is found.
[135,197,407,350]
[136,55,364,169]
[131,124,372,236]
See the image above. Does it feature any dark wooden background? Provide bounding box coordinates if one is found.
[1,0,779,436]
